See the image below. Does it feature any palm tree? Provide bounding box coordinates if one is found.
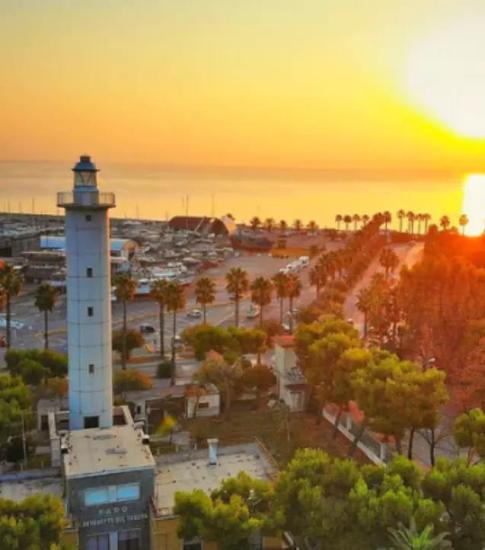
[279,219,288,232]
[352,214,361,231]
[361,214,370,227]
[416,213,423,235]
[309,263,327,299]
[307,220,318,234]
[250,277,273,326]
[249,216,261,232]
[114,273,137,369]
[286,274,302,332]
[335,214,343,231]
[387,519,451,549]
[459,214,469,235]
[195,277,216,323]
[343,215,352,231]
[439,215,450,231]
[272,272,289,324]
[407,211,415,234]
[225,267,249,327]
[165,281,186,385]
[422,213,431,234]
[263,217,275,232]
[293,219,303,232]
[397,209,406,233]
[0,263,23,349]
[383,211,392,231]
[356,286,372,339]
[379,247,399,278]
[150,279,170,358]
[34,282,59,349]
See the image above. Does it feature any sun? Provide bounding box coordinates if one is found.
[404,16,485,138]
[463,175,485,236]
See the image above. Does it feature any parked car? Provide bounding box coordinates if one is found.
[140,324,156,334]
[187,308,202,319]
[246,304,261,319]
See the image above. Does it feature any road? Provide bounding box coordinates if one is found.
[344,242,424,337]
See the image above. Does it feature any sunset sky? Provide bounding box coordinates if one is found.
[2,0,485,173]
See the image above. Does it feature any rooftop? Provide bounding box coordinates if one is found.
[63,424,155,479]
[0,472,62,502]
[154,442,277,517]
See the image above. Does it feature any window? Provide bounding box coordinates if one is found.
[88,364,95,374]
[85,214,92,222]
[197,402,209,409]
[86,534,109,550]
[84,416,99,429]
[84,483,140,507]
[119,530,140,550]
[87,306,94,317]
[87,267,93,278]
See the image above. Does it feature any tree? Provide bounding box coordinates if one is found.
[225,267,249,327]
[165,281,186,384]
[0,374,31,448]
[356,286,373,339]
[397,209,406,233]
[195,277,216,324]
[286,273,302,332]
[422,213,432,234]
[439,215,450,231]
[250,276,273,326]
[182,324,239,360]
[307,220,318,233]
[309,263,327,299]
[112,329,144,362]
[279,219,288,232]
[458,214,469,236]
[151,278,170,358]
[343,214,352,231]
[5,349,67,379]
[249,216,261,231]
[0,494,65,550]
[335,214,343,231]
[174,472,272,550]
[114,272,137,369]
[362,214,370,227]
[15,358,47,385]
[352,214,361,231]
[407,211,416,234]
[194,351,243,419]
[293,219,303,232]
[34,283,59,350]
[113,369,153,395]
[264,217,275,232]
[387,519,451,549]
[453,408,485,465]
[383,211,392,231]
[379,247,399,278]
[0,263,23,348]
[241,363,276,407]
[272,272,289,324]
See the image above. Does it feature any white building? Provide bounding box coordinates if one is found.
[274,335,308,412]
[58,155,116,430]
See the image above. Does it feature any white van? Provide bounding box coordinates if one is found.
[298,256,310,268]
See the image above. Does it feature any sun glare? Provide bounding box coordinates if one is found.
[463,174,485,236]
[405,16,485,138]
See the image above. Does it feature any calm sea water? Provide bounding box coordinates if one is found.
[0,161,466,228]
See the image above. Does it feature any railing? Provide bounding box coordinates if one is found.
[57,191,115,208]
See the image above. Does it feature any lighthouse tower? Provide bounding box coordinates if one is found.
[58,156,115,430]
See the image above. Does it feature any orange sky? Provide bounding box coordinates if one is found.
[1,0,485,172]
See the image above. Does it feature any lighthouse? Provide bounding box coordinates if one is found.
[58,156,115,430]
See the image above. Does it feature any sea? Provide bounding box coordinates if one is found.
[0,161,467,229]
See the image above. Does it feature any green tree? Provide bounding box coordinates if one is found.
[309,262,327,299]
[225,267,249,327]
[195,277,216,324]
[112,329,144,362]
[380,247,399,278]
[250,276,273,326]
[150,278,170,358]
[194,351,243,419]
[0,374,31,449]
[114,272,137,369]
[356,286,373,339]
[15,358,47,385]
[0,263,23,348]
[34,282,59,350]
[272,271,289,324]
[182,324,239,360]
[454,408,485,465]
[241,363,276,407]
[165,281,186,384]
[249,216,261,231]
[0,494,65,550]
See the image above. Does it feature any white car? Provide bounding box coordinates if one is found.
[187,308,203,319]
[246,304,260,319]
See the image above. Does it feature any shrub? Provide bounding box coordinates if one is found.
[5,349,67,380]
[113,369,153,394]
[112,330,145,360]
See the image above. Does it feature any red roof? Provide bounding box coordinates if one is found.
[274,335,295,348]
